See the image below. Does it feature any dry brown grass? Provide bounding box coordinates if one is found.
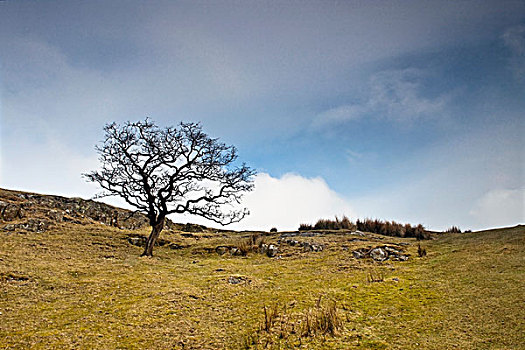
[0,218,523,349]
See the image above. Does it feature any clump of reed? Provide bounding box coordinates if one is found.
[299,215,355,231]
[242,296,343,348]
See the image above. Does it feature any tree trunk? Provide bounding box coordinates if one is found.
[141,218,165,257]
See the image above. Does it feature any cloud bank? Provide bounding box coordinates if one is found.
[176,173,355,232]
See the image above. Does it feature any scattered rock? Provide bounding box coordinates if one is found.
[215,246,230,255]
[167,243,185,250]
[230,247,241,256]
[352,250,366,259]
[259,243,269,255]
[2,224,15,232]
[228,275,248,285]
[383,246,401,255]
[369,247,388,261]
[181,223,207,233]
[1,203,24,221]
[0,272,30,283]
[45,209,64,222]
[266,244,278,257]
[300,231,319,237]
[393,255,409,261]
[128,236,146,246]
[352,245,409,262]
[284,239,324,252]
[302,242,324,252]
[20,219,50,233]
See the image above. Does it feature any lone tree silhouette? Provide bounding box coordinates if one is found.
[84,118,255,256]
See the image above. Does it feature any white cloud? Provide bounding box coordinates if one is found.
[349,122,524,231]
[314,68,450,126]
[469,188,524,228]
[368,69,448,122]
[173,172,355,231]
[313,104,366,126]
[1,137,100,198]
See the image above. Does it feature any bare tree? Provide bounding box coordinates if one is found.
[84,119,255,256]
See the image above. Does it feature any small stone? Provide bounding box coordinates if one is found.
[230,247,241,256]
[2,224,16,232]
[228,275,247,285]
[352,250,365,259]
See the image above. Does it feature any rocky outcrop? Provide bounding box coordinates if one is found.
[0,188,181,233]
[283,239,324,252]
[352,245,409,261]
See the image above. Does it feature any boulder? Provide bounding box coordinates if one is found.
[266,244,278,257]
[2,203,23,221]
[369,247,388,261]
[216,246,230,255]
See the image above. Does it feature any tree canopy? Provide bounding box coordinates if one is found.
[84,118,255,256]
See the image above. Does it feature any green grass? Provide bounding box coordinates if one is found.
[0,223,523,349]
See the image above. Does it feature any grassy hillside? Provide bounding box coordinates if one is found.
[0,191,523,349]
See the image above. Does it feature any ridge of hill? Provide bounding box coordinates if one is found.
[0,188,208,234]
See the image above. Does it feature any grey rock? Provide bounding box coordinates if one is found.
[266,244,278,257]
[311,244,324,252]
[128,236,146,246]
[259,243,269,254]
[352,250,365,259]
[286,239,299,246]
[369,247,388,261]
[393,255,409,261]
[228,275,247,284]
[20,219,50,233]
[2,204,23,221]
[216,246,230,255]
[230,247,241,256]
[2,224,15,231]
[300,232,319,237]
[168,243,185,250]
[46,209,64,222]
[384,246,401,255]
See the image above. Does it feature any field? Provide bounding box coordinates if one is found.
[0,211,523,349]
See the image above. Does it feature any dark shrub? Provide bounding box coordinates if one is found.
[299,223,314,231]
[269,227,277,233]
[357,218,429,239]
[300,216,356,231]
[445,226,462,233]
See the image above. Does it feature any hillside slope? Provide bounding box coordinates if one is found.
[0,189,523,349]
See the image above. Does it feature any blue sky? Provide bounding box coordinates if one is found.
[1,0,524,231]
